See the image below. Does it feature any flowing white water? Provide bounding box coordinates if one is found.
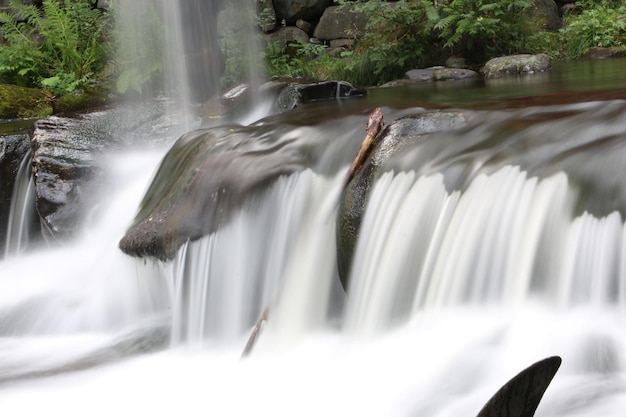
[4,149,36,258]
[1,155,626,415]
[1,1,625,415]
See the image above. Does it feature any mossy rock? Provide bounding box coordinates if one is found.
[54,87,111,114]
[0,84,53,119]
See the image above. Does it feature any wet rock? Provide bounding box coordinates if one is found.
[29,99,193,241]
[481,54,551,79]
[119,126,308,260]
[31,116,104,240]
[337,111,468,289]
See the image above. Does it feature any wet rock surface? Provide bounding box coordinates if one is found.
[119,125,309,260]
[29,100,201,241]
[337,111,469,288]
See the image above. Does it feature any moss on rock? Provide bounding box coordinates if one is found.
[54,87,110,114]
[0,84,53,119]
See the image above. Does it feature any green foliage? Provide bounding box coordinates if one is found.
[434,0,533,62]
[560,4,626,59]
[0,0,112,96]
[262,41,308,79]
[349,0,439,85]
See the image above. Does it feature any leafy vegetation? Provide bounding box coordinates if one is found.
[261,0,626,87]
[263,0,536,86]
[560,2,626,59]
[0,0,623,104]
[433,0,533,62]
[0,0,112,96]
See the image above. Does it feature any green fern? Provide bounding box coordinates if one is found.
[0,0,112,96]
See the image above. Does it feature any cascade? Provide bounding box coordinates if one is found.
[3,149,37,258]
[0,1,626,416]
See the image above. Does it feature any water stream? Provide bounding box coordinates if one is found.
[1,2,626,415]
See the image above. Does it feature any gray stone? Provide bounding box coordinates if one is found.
[433,68,479,81]
[526,0,561,30]
[329,38,354,49]
[313,5,368,41]
[263,26,310,52]
[445,56,468,69]
[404,67,445,82]
[337,111,468,288]
[295,19,314,36]
[481,54,551,79]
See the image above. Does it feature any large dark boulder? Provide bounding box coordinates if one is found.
[272,0,332,25]
[312,4,368,41]
[119,125,308,260]
[337,111,468,289]
[526,0,561,30]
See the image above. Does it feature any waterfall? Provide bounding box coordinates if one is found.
[1,1,626,414]
[3,149,37,258]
